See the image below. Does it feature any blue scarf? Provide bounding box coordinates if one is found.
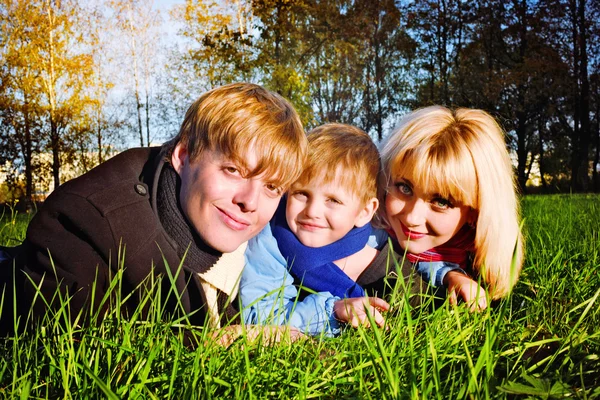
[271,200,371,298]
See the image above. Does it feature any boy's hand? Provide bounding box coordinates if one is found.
[333,297,390,328]
[444,271,488,311]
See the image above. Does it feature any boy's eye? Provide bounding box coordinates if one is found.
[291,191,308,200]
[431,197,452,210]
[327,197,343,205]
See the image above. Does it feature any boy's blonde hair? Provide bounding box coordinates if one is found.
[165,82,307,190]
[294,123,380,205]
[379,106,524,299]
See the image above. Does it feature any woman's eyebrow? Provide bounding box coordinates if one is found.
[396,177,414,187]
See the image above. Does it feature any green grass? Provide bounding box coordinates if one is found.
[1,194,599,398]
[0,204,32,247]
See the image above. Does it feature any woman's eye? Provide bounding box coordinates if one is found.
[432,197,452,210]
[395,182,412,195]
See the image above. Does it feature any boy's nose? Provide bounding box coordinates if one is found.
[303,199,322,218]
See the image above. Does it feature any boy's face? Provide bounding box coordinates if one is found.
[172,143,283,253]
[286,170,374,248]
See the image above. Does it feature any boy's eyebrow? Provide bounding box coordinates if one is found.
[323,190,340,199]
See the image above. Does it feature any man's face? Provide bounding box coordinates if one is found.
[172,143,283,253]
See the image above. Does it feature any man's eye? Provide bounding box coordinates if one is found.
[224,166,239,174]
[266,183,282,195]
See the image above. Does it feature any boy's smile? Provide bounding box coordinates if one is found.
[285,171,374,248]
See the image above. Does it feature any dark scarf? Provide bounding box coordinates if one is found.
[156,164,222,274]
[271,200,371,298]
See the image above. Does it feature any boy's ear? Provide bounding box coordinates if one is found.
[354,197,379,228]
[171,143,188,175]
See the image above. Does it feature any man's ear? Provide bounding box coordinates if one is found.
[171,143,188,175]
[354,197,379,228]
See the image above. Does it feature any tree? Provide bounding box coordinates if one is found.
[0,0,46,207]
[109,0,162,147]
[410,0,473,107]
[353,0,415,140]
[36,0,98,189]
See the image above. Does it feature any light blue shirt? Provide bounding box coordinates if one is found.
[240,224,464,336]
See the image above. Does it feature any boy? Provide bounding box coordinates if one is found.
[240,124,416,336]
[0,83,307,335]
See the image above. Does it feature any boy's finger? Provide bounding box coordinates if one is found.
[449,290,458,305]
[371,308,385,327]
[367,296,390,312]
[474,296,488,311]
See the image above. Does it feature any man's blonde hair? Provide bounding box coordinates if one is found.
[379,106,524,299]
[294,123,380,205]
[165,83,307,190]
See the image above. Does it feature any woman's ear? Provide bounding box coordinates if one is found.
[354,197,379,228]
[467,208,478,228]
[171,143,188,175]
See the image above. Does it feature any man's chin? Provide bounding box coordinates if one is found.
[211,240,244,253]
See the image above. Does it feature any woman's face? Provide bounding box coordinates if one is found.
[385,177,474,254]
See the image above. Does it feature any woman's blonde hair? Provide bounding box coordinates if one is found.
[379,106,524,299]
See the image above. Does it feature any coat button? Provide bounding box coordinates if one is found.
[134,184,148,196]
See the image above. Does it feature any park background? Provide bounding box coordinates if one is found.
[1,0,600,209]
[1,1,600,398]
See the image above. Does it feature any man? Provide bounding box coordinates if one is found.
[0,83,307,336]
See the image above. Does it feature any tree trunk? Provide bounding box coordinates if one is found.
[516,111,528,193]
[538,116,548,190]
[515,0,529,193]
[593,84,600,192]
[145,90,150,147]
[569,0,581,190]
[576,0,590,191]
[24,102,33,209]
[374,6,384,141]
[51,118,61,189]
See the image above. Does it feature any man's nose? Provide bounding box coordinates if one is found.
[234,179,261,212]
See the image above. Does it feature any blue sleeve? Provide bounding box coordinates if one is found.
[414,261,467,287]
[240,223,342,337]
[367,228,389,250]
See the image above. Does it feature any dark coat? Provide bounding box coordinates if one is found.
[1,147,230,334]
